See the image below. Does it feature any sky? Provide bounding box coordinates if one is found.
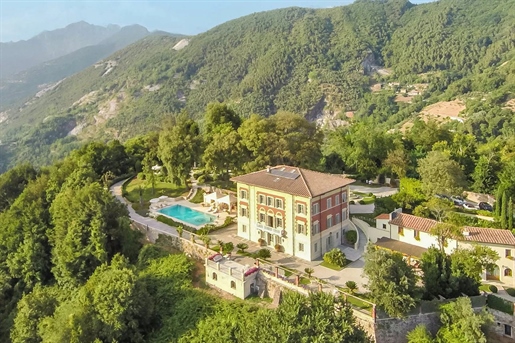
[0,0,435,43]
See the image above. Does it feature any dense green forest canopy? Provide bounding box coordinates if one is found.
[1,0,515,172]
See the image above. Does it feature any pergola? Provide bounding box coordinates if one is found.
[203,190,225,205]
[375,237,427,268]
[218,194,237,213]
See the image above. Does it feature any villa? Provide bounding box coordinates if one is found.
[230,165,355,261]
[372,211,515,286]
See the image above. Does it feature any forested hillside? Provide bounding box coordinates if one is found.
[1,0,515,172]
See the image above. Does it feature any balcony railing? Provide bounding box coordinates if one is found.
[256,222,283,236]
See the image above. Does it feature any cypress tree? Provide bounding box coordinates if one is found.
[495,187,504,217]
[501,191,507,229]
[509,197,513,231]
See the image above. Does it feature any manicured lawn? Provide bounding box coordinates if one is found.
[345,295,373,312]
[300,277,311,285]
[123,178,188,215]
[320,261,343,271]
[189,188,205,204]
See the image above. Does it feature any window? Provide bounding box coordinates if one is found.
[312,221,320,235]
[505,324,512,336]
[299,243,304,252]
[242,224,247,233]
[335,213,340,224]
[231,281,236,289]
[297,203,305,214]
[398,226,404,236]
[506,249,512,258]
[240,207,248,217]
[382,224,387,229]
[267,196,274,206]
[275,199,283,209]
[275,216,283,229]
[327,198,332,209]
[505,268,513,277]
[414,230,420,240]
[258,195,265,204]
[327,235,332,248]
[212,272,217,280]
[335,195,340,205]
[314,243,318,252]
[297,223,306,234]
[326,215,333,229]
[240,190,248,199]
[259,212,265,223]
[342,209,347,221]
[342,192,347,203]
[312,203,319,214]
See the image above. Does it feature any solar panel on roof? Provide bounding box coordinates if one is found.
[270,169,300,179]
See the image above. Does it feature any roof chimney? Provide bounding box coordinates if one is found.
[266,165,271,173]
[463,229,470,236]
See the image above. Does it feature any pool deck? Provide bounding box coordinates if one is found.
[150,199,232,230]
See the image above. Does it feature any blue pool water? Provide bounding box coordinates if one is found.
[158,205,216,226]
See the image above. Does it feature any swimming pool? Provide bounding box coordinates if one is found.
[158,205,216,226]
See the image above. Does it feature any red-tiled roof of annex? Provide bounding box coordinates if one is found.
[230,165,355,198]
[389,213,515,246]
[375,213,390,220]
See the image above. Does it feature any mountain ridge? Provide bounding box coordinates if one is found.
[1,0,514,173]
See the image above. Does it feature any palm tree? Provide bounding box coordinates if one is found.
[304,267,314,278]
[176,225,184,238]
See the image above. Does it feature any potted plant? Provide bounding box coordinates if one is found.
[258,238,266,246]
[274,244,283,252]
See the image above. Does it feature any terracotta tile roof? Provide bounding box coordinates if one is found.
[462,226,515,246]
[230,165,355,198]
[375,237,428,258]
[375,213,390,220]
[389,213,437,233]
[389,213,515,246]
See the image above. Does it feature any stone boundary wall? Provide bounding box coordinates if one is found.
[488,308,515,342]
[131,220,216,260]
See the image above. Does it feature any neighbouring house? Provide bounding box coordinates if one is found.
[230,165,355,261]
[372,211,515,286]
[205,253,259,299]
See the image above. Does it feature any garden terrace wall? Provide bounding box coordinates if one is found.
[131,220,216,261]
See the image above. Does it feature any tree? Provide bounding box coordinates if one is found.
[10,285,59,343]
[202,123,245,179]
[420,247,458,300]
[374,196,398,216]
[158,114,201,186]
[426,198,454,222]
[326,122,395,179]
[363,245,418,318]
[407,325,434,343]
[176,225,184,238]
[384,147,409,179]
[392,178,426,211]
[501,191,508,229]
[509,197,513,230]
[417,151,466,197]
[472,154,500,194]
[450,246,499,295]
[49,183,132,286]
[429,222,463,252]
[0,164,38,212]
[203,102,242,135]
[436,297,493,343]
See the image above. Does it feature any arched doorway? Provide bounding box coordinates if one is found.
[487,265,500,281]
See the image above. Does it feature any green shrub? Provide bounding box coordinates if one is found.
[368,192,373,197]
[345,281,358,294]
[236,243,248,253]
[345,230,358,245]
[358,200,366,205]
[156,215,195,232]
[487,294,514,314]
[224,242,234,253]
[506,288,515,297]
[350,200,355,205]
[137,172,146,180]
[490,285,498,293]
[255,248,271,259]
[323,248,346,267]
